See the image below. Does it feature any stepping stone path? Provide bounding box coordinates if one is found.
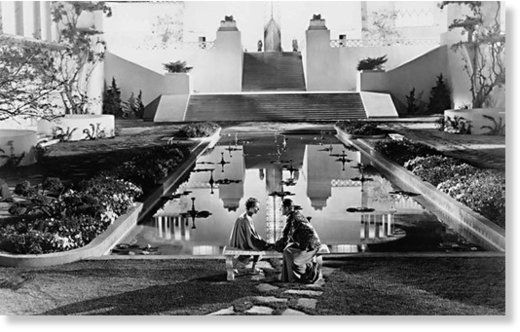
[281,308,307,316]
[252,296,288,305]
[296,298,318,310]
[245,306,274,315]
[208,306,235,316]
[205,262,337,316]
[256,283,280,293]
[283,289,323,297]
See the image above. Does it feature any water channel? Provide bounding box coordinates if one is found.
[116,130,483,255]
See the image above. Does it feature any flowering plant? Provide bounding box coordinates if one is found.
[405,155,477,186]
[374,139,439,165]
[437,170,505,227]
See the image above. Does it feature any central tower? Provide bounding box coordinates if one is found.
[264,3,281,52]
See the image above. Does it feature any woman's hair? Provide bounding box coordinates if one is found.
[282,198,293,209]
[245,197,259,210]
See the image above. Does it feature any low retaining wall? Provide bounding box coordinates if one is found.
[38,114,115,141]
[335,129,505,252]
[0,203,143,268]
[444,108,505,135]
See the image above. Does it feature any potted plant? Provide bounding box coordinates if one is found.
[163,61,193,73]
[162,61,193,95]
[356,55,388,71]
[356,55,388,92]
[440,1,505,135]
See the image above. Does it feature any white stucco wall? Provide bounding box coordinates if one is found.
[383,45,449,112]
[305,26,439,91]
[358,46,449,114]
[192,29,243,93]
[104,52,165,106]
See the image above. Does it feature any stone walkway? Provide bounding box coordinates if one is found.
[206,260,336,316]
[385,124,505,170]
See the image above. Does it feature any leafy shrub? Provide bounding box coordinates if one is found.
[356,55,388,71]
[175,122,220,138]
[163,60,192,73]
[105,145,187,194]
[374,139,439,165]
[1,176,142,254]
[437,170,505,227]
[336,120,387,136]
[14,181,34,196]
[42,177,64,196]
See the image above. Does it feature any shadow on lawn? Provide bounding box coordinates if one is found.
[42,272,255,315]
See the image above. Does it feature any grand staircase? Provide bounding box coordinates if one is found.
[184,92,366,122]
[242,52,306,91]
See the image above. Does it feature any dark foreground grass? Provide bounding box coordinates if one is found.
[318,257,505,315]
[0,256,505,315]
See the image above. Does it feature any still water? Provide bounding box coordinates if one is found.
[117,130,482,255]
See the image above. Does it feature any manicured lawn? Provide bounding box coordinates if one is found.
[0,256,504,315]
[318,257,504,315]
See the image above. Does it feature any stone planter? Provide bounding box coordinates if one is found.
[0,130,38,167]
[357,70,387,92]
[38,114,115,141]
[163,72,191,95]
[444,108,505,135]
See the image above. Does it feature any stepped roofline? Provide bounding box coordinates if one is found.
[308,14,327,30]
[218,15,238,31]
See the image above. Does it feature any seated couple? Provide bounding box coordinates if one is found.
[229,197,322,284]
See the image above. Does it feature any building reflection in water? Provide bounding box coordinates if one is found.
[154,214,191,241]
[303,144,361,210]
[138,133,429,255]
[359,212,395,240]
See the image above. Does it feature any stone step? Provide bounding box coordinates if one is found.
[185,93,366,122]
[242,52,306,91]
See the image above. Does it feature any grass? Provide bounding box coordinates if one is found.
[317,257,504,315]
[0,256,504,315]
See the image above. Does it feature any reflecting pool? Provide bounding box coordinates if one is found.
[116,130,483,255]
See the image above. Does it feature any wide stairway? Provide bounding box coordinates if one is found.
[184,92,366,122]
[242,52,306,91]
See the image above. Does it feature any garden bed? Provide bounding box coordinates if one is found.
[0,124,221,263]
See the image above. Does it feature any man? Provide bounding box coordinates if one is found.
[275,198,322,283]
[229,197,271,273]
